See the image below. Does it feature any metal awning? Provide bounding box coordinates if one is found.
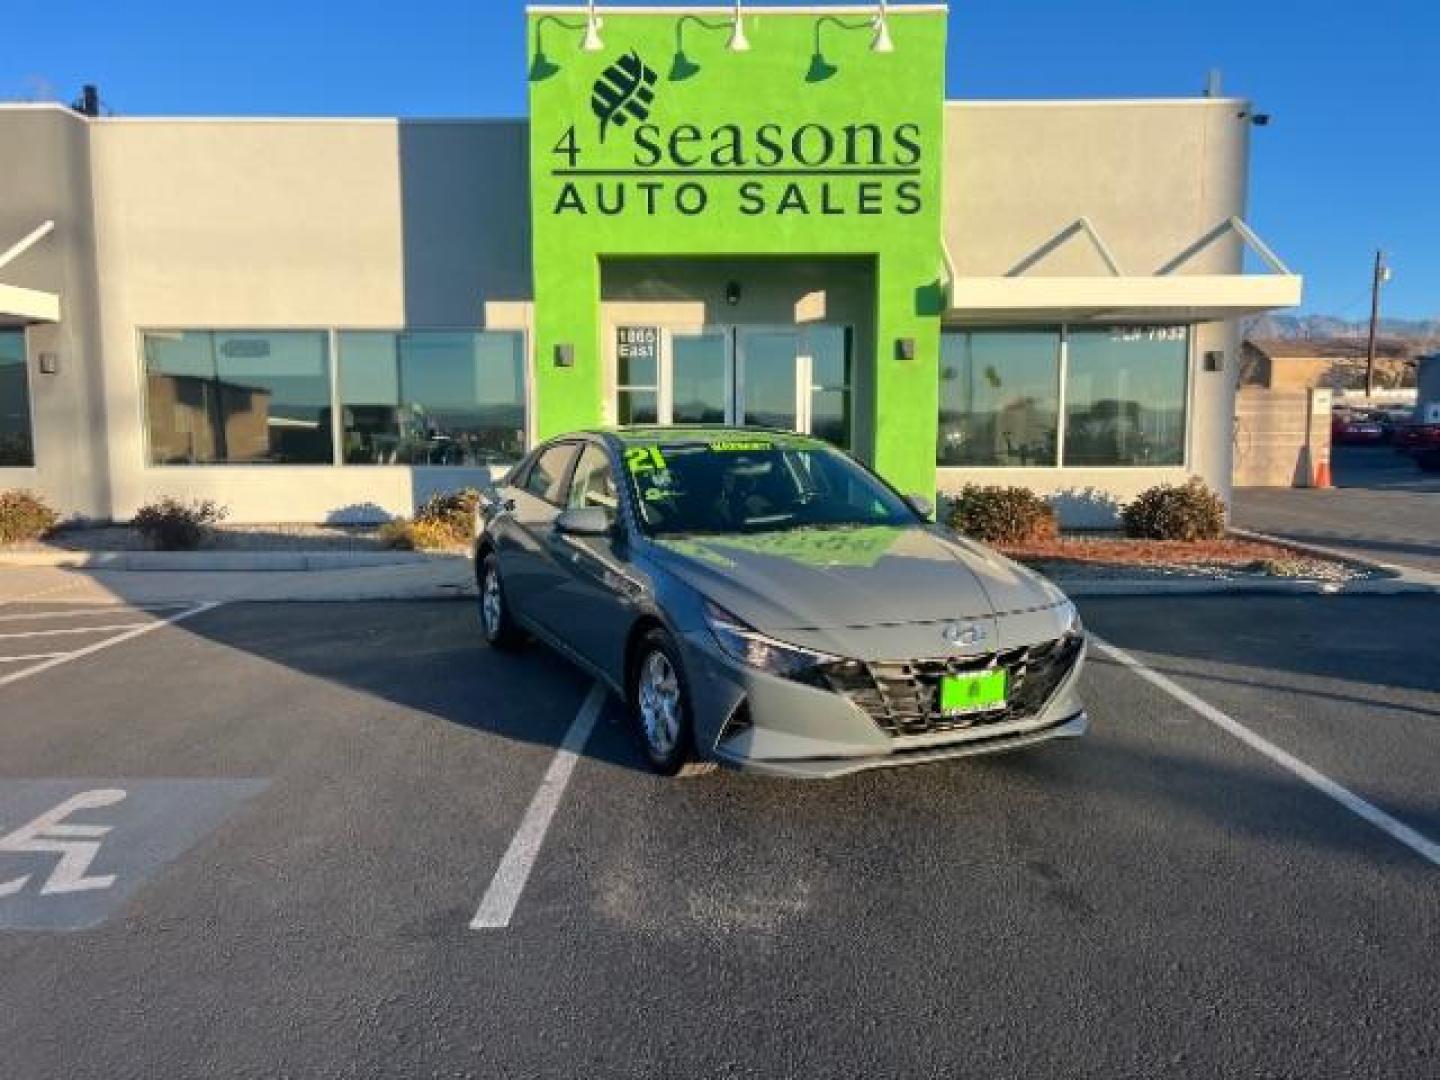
[0,221,61,326]
[942,217,1303,324]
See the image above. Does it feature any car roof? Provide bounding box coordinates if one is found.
[587,425,825,448]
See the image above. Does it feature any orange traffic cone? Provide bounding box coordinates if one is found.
[1313,459,1332,488]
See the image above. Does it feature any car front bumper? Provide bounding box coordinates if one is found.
[677,622,1088,780]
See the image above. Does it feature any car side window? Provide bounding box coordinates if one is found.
[567,444,619,512]
[523,443,577,506]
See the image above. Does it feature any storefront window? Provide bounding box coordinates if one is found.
[0,330,34,466]
[1064,327,1188,466]
[809,325,852,450]
[616,334,659,425]
[938,330,1060,466]
[338,331,526,466]
[143,330,333,464]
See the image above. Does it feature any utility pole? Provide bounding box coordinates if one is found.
[1365,249,1390,398]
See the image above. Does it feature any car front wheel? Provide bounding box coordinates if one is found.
[630,629,715,778]
[478,552,524,650]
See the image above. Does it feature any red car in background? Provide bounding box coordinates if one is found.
[1331,407,1387,445]
[1394,421,1440,471]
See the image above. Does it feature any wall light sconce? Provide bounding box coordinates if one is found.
[1204,350,1225,372]
[670,6,750,82]
[895,337,916,362]
[38,352,59,375]
[529,11,608,81]
[728,1,751,52]
[725,281,742,306]
[807,10,893,83]
[871,1,894,54]
[554,343,575,368]
[581,0,604,52]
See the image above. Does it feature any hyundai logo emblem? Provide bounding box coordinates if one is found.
[942,621,985,647]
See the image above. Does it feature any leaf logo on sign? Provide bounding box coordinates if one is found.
[592,50,658,143]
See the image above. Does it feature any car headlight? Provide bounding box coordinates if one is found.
[1056,599,1082,636]
[703,599,841,680]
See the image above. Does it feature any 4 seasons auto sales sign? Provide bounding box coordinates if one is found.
[526,6,947,495]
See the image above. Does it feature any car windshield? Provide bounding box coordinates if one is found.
[620,435,916,535]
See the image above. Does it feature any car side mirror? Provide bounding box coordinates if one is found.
[555,506,614,537]
[905,494,935,520]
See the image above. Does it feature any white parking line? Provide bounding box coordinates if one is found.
[0,605,188,622]
[470,681,607,930]
[0,623,152,640]
[1092,635,1440,868]
[0,602,222,689]
[0,653,67,663]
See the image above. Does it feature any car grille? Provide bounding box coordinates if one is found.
[820,633,1084,738]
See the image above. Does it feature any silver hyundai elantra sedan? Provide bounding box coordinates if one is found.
[475,427,1086,778]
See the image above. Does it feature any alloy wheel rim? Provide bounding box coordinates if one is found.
[638,650,681,758]
[481,567,502,636]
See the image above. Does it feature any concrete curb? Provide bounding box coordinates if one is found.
[1053,576,1437,598]
[0,549,469,572]
[1228,526,1440,593]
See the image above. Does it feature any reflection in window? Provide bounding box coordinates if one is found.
[143,331,333,464]
[938,330,1060,466]
[339,331,526,466]
[809,325,852,451]
[0,331,34,466]
[616,327,659,426]
[1064,327,1188,466]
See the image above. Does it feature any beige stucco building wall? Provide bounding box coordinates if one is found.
[86,117,532,521]
[941,100,1251,524]
[2,95,1280,526]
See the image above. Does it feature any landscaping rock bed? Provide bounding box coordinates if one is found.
[1002,533,1381,584]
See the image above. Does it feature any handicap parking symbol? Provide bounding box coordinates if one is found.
[0,779,268,931]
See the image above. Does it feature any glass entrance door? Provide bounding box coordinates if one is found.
[669,329,729,424]
[736,328,802,432]
[618,324,851,446]
[735,326,851,448]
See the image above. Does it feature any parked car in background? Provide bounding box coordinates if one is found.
[1331,407,1387,445]
[474,427,1087,779]
[1393,420,1440,458]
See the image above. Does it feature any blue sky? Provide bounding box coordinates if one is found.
[7,0,1436,320]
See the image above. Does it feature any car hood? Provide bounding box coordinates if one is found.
[649,524,1064,633]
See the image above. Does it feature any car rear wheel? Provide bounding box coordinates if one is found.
[631,629,716,778]
[478,553,524,650]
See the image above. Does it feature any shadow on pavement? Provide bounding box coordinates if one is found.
[167,599,653,776]
[1079,593,1440,698]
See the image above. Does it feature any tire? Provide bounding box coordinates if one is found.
[629,628,717,778]
[477,552,524,650]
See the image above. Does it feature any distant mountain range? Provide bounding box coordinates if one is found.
[1243,313,1440,349]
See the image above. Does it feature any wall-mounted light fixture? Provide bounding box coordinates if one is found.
[807,7,896,82]
[671,5,750,81]
[871,1,894,53]
[728,1,751,52]
[38,352,59,375]
[554,343,576,367]
[725,281,742,306]
[1204,350,1225,372]
[581,0,604,52]
[895,337,916,362]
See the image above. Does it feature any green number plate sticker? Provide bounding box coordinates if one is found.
[939,669,1007,715]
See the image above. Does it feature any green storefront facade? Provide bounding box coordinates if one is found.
[528,4,947,497]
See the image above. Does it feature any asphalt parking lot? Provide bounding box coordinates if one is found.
[1235,444,1440,573]
[1,592,1437,1077]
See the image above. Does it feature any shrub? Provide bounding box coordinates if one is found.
[1120,478,1226,541]
[377,517,460,551]
[414,488,481,544]
[944,484,1058,545]
[0,489,59,544]
[132,497,228,551]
